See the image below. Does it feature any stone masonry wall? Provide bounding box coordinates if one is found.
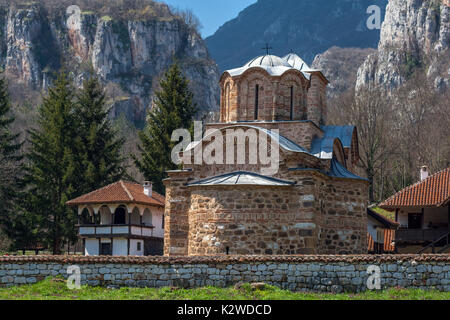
[316,178,368,254]
[187,185,319,256]
[165,157,368,257]
[0,255,449,293]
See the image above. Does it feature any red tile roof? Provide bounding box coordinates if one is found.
[380,167,450,209]
[66,181,165,207]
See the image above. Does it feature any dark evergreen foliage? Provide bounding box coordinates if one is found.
[133,63,196,194]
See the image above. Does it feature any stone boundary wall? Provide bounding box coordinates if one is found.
[0,255,449,292]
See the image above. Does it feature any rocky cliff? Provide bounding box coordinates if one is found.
[206,0,387,71]
[356,0,449,91]
[0,1,220,125]
[311,46,376,97]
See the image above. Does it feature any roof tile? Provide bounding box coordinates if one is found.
[66,181,165,207]
[380,167,450,208]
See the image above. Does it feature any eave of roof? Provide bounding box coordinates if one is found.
[184,124,312,155]
[187,171,295,187]
[367,208,399,229]
[223,65,311,80]
[289,158,368,182]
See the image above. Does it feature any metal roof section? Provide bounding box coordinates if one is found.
[245,55,292,68]
[327,158,368,181]
[184,124,311,155]
[224,54,308,78]
[310,136,336,159]
[188,171,295,187]
[320,125,355,148]
[288,160,367,181]
[282,53,310,71]
[226,65,294,78]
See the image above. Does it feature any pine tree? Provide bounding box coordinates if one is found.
[133,63,197,194]
[0,74,26,250]
[74,73,125,194]
[25,71,79,255]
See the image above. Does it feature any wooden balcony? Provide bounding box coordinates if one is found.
[396,228,448,243]
[77,224,155,238]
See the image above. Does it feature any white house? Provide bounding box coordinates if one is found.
[380,166,450,253]
[67,181,165,256]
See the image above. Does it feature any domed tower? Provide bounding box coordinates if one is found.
[220,54,310,123]
[283,53,329,125]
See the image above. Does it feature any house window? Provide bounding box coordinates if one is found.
[254,84,259,120]
[290,86,294,120]
[137,242,142,251]
[162,213,165,229]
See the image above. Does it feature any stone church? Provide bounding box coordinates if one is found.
[163,53,369,256]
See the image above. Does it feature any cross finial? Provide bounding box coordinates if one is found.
[262,43,273,55]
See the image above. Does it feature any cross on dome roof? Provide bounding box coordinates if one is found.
[262,43,273,55]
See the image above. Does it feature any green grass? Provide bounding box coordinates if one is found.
[372,207,396,221]
[0,278,448,300]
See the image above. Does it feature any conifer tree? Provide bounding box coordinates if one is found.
[133,63,197,194]
[0,75,21,210]
[0,74,28,250]
[25,71,78,255]
[74,73,125,194]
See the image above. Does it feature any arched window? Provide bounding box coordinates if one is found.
[80,208,93,225]
[254,84,259,120]
[290,86,294,120]
[114,207,126,225]
[225,83,230,121]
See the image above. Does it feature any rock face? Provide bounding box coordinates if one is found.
[0,2,220,124]
[356,0,450,91]
[311,46,376,97]
[206,0,387,72]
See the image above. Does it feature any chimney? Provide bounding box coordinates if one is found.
[420,166,429,181]
[143,181,152,197]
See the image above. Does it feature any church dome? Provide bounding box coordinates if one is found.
[224,54,294,77]
[244,55,292,68]
[282,53,310,71]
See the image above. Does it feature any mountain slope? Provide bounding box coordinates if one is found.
[311,46,376,97]
[0,0,220,126]
[356,0,449,91]
[206,0,387,71]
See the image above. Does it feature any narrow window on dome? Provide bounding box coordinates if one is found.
[225,83,230,121]
[290,86,294,120]
[254,84,259,120]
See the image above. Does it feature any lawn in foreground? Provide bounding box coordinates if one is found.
[0,278,448,300]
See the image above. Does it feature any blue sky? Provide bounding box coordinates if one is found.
[163,0,257,38]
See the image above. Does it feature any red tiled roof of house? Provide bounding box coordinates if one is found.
[380,167,450,209]
[66,181,165,207]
